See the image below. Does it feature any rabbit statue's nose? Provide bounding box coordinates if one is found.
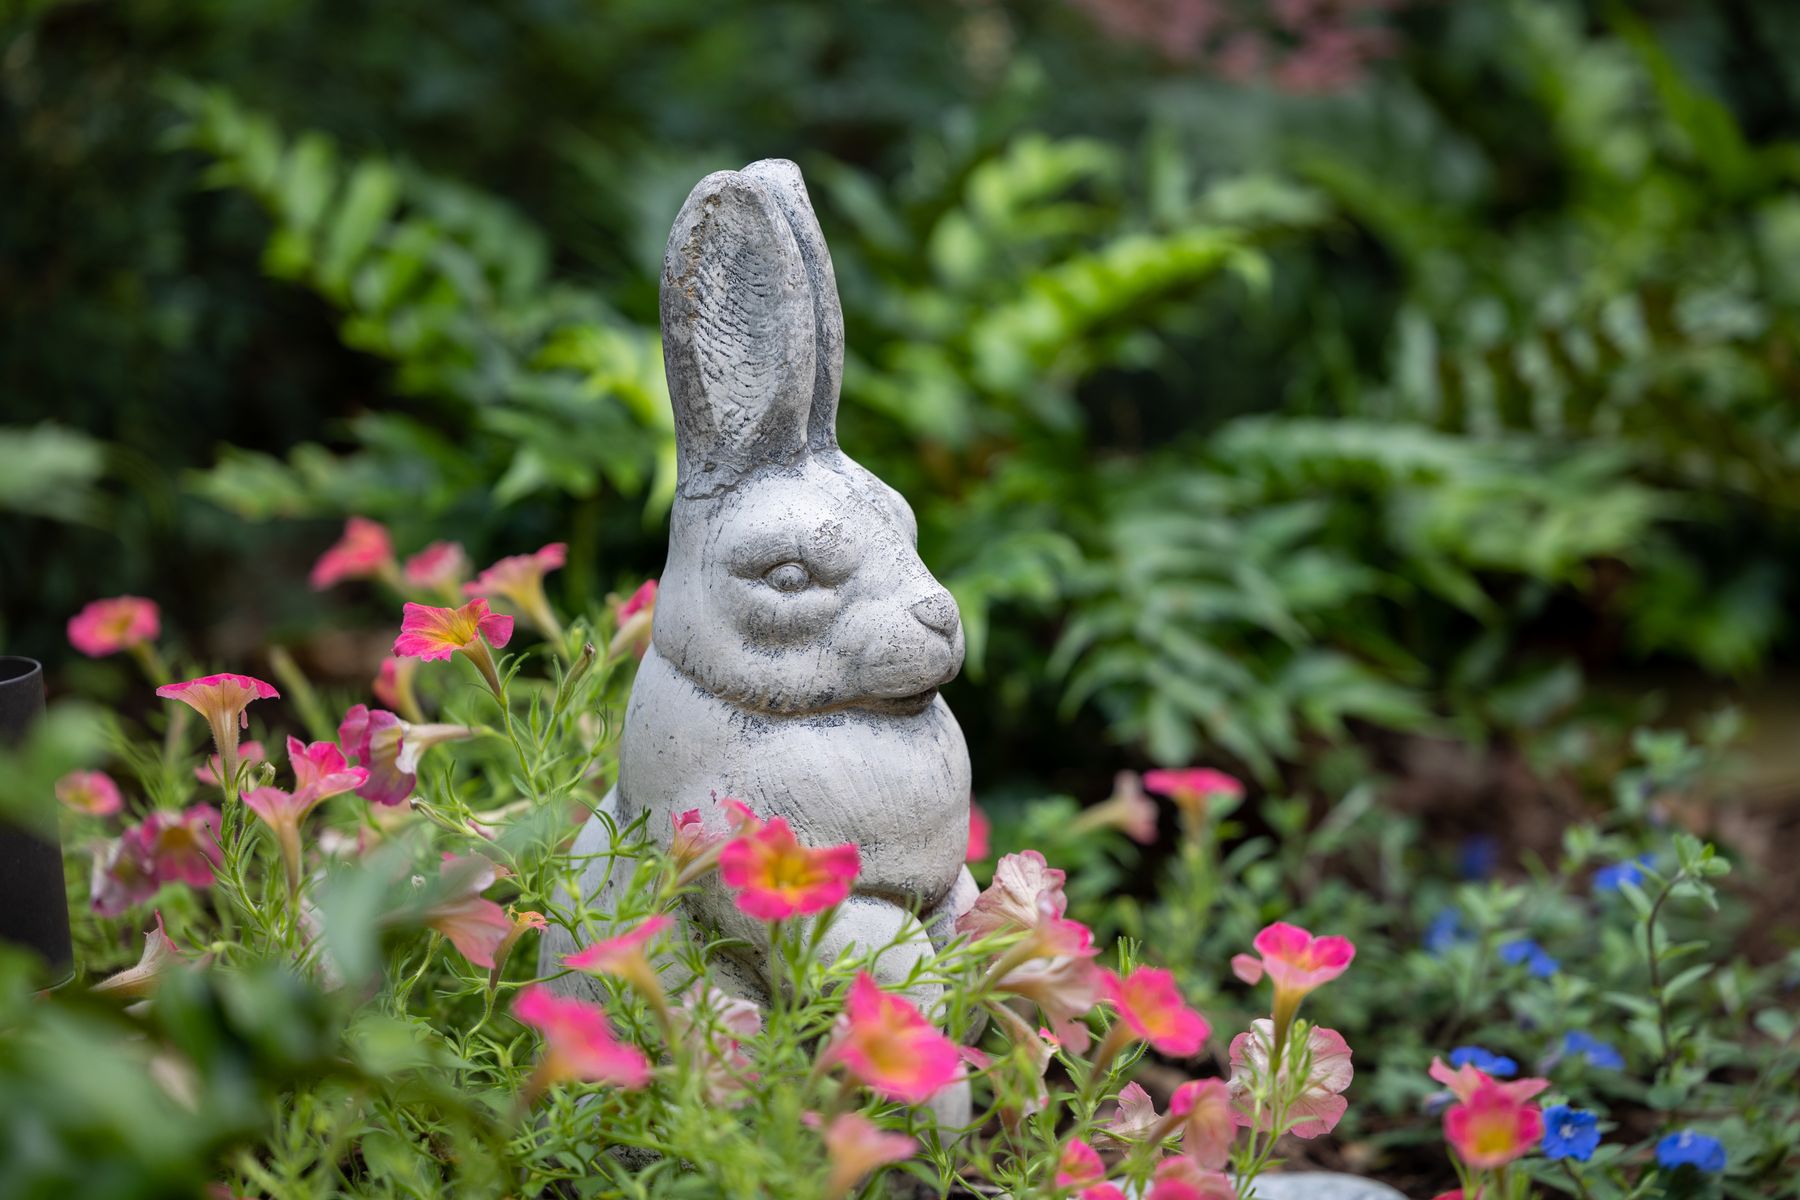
[910,591,960,637]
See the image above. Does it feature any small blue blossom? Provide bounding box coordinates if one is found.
[1448,1045,1518,1076]
[1424,909,1466,955]
[1656,1129,1726,1173]
[1594,854,1654,893]
[1499,937,1560,978]
[1563,1031,1625,1070]
[1459,835,1500,880]
[1542,1105,1600,1161]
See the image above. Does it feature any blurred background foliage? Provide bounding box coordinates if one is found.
[7,0,1800,794]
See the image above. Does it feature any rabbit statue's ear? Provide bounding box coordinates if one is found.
[661,169,818,491]
[742,159,844,452]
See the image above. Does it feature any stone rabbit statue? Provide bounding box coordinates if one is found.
[545,160,977,1100]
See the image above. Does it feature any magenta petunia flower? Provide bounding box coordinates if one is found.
[419,853,514,969]
[718,816,860,921]
[286,736,367,805]
[1142,767,1242,827]
[1056,1139,1106,1190]
[818,1112,916,1199]
[1101,967,1211,1057]
[55,770,122,816]
[371,657,421,720]
[310,516,396,590]
[607,578,658,659]
[1145,1156,1235,1200]
[402,541,468,595]
[337,704,474,807]
[512,983,652,1090]
[93,805,224,915]
[67,596,160,658]
[1444,1077,1544,1170]
[466,543,567,643]
[823,973,961,1105]
[393,599,513,697]
[155,673,279,801]
[966,803,991,862]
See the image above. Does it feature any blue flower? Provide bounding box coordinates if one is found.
[1424,909,1466,955]
[1499,938,1559,978]
[1563,1031,1625,1070]
[1448,1045,1518,1076]
[1594,854,1654,893]
[1543,1106,1601,1161]
[1459,835,1500,880]
[1656,1129,1726,1173]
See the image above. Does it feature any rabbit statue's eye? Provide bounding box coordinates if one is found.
[763,561,812,593]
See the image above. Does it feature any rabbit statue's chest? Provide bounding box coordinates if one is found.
[620,648,971,906]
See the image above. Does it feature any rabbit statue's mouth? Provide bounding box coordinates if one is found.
[854,686,941,717]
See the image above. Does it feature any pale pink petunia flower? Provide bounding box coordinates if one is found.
[1101,1081,1162,1143]
[607,579,658,659]
[466,543,567,642]
[67,596,160,658]
[1170,1078,1235,1169]
[718,816,859,921]
[993,952,1105,1055]
[673,984,763,1107]
[419,853,514,968]
[310,516,396,590]
[955,849,1070,941]
[967,803,991,861]
[823,972,961,1104]
[56,770,122,816]
[1101,967,1211,1057]
[1074,771,1160,844]
[817,1112,917,1199]
[155,673,279,801]
[512,983,652,1090]
[402,541,468,594]
[91,911,189,999]
[196,740,266,789]
[1227,1020,1354,1139]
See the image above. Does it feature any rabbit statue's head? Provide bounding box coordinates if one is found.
[651,160,963,716]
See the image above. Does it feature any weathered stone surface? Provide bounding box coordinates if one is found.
[1237,1171,1410,1200]
[543,160,975,1121]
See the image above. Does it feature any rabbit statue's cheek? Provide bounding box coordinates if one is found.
[733,582,841,645]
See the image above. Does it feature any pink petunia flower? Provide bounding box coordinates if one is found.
[1227,1020,1354,1139]
[512,983,652,1091]
[1146,1157,1235,1200]
[1057,1139,1106,1190]
[56,770,122,816]
[393,599,513,697]
[371,657,422,722]
[718,816,860,921]
[563,914,674,1006]
[310,516,397,590]
[1081,771,1160,844]
[67,596,160,658]
[93,806,223,915]
[1236,922,1355,1051]
[419,853,514,968]
[1427,1057,1550,1105]
[1141,767,1242,829]
[402,541,468,596]
[956,850,1080,947]
[196,740,265,789]
[155,673,279,801]
[1171,1078,1236,1169]
[466,543,567,643]
[491,908,549,988]
[1444,1078,1544,1170]
[823,972,961,1104]
[286,736,367,805]
[817,1113,917,1200]
[91,912,189,999]
[607,579,657,659]
[1101,967,1211,1057]
[967,803,991,862]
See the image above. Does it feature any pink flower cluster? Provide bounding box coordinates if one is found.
[91,806,222,916]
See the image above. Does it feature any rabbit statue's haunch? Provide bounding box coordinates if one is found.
[544,159,977,1119]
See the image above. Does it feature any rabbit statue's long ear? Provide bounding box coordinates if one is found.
[661,169,818,492]
[742,159,843,452]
